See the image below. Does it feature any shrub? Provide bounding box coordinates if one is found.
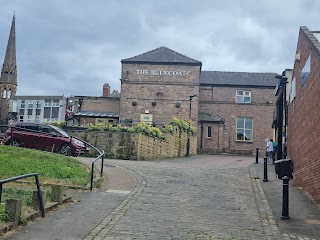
[87,123,104,131]
[170,117,196,134]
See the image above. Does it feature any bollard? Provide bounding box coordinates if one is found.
[281,176,290,220]
[263,157,268,182]
[255,148,259,164]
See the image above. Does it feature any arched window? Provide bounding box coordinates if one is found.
[7,89,11,98]
[2,89,6,99]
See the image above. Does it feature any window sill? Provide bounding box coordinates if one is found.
[235,140,253,144]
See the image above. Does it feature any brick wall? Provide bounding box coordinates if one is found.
[199,86,276,155]
[69,126,196,160]
[79,97,120,113]
[197,122,224,154]
[287,27,320,202]
[120,63,200,127]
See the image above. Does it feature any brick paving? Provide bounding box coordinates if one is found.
[3,155,319,240]
[84,155,280,239]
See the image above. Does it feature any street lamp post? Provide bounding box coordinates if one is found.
[186,95,196,156]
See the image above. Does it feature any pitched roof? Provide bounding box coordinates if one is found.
[121,46,202,65]
[301,26,320,54]
[198,113,224,123]
[73,111,119,118]
[200,71,279,87]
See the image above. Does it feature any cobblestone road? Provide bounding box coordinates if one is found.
[84,155,281,240]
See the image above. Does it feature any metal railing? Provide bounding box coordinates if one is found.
[71,136,105,191]
[0,173,45,217]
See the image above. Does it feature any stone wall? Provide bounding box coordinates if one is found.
[69,127,196,160]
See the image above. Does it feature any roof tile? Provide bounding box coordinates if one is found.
[121,46,201,65]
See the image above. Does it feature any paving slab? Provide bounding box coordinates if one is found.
[254,161,320,240]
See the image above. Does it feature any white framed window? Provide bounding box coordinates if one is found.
[236,117,253,142]
[236,90,251,103]
[36,115,40,123]
[27,115,33,122]
[19,116,24,122]
[28,101,34,109]
[207,126,212,138]
[20,100,25,109]
[44,100,51,107]
[36,101,42,109]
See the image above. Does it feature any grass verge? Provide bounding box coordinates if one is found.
[0,145,91,226]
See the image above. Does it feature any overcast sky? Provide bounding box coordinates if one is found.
[0,0,318,97]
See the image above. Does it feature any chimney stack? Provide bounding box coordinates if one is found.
[103,83,110,97]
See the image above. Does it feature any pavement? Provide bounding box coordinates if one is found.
[0,155,319,240]
[253,161,320,239]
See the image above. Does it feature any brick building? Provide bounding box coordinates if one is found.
[119,47,201,126]
[198,71,277,154]
[6,39,278,155]
[287,26,320,202]
[71,87,120,127]
[119,47,278,155]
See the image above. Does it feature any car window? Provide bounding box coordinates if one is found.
[23,124,39,132]
[14,124,23,131]
[49,125,69,137]
[39,125,51,134]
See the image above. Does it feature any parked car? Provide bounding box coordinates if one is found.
[2,122,88,156]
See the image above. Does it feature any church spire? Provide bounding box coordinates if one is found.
[0,14,17,85]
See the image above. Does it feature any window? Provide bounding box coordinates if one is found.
[20,100,25,109]
[52,100,59,107]
[19,116,24,122]
[301,55,310,86]
[236,117,253,141]
[28,101,33,109]
[44,100,51,107]
[36,115,40,123]
[36,101,42,109]
[23,123,38,132]
[39,125,50,133]
[236,90,251,103]
[27,115,33,122]
[207,126,212,138]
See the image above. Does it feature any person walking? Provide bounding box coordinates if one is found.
[266,139,274,164]
[272,140,277,162]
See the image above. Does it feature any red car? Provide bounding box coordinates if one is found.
[3,122,88,157]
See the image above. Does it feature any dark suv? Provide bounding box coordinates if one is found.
[3,122,88,156]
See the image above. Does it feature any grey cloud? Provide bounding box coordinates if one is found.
[1,0,320,96]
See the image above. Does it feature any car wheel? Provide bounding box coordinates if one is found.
[11,139,20,147]
[59,144,71,156]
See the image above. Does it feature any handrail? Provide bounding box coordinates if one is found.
[0,173,45,217]
[90,150,105,191]
[70,136,105,191]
